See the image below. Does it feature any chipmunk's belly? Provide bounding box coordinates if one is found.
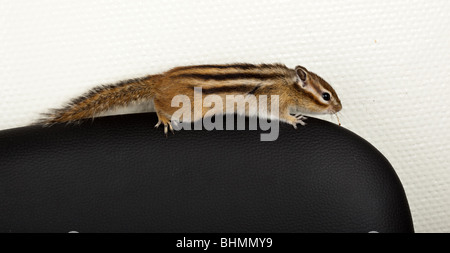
[95,99,155,117]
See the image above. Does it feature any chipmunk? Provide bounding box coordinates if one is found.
[39,63,342,134]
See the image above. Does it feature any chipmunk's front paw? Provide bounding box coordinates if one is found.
[294,113,307,125]
[286,114,307,129]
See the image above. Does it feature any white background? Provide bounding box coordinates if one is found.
[1,0,449,232]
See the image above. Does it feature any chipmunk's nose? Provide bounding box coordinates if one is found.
[334,103,342,112]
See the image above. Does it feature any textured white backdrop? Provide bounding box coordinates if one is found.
[1,0,449,232]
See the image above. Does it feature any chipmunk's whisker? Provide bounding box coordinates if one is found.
[335,113,341,126]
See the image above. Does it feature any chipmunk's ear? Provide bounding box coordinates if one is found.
[295,66,308,86]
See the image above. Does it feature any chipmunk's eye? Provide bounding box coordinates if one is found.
[322,92,331,101]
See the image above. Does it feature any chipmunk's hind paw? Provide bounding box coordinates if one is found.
[154,115,174,136]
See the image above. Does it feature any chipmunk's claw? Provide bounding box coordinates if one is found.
[164,124,168,136]
[168,122,174,134]
[163,122,175,136]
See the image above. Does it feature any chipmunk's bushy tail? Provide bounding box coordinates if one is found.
[38,75,160,126]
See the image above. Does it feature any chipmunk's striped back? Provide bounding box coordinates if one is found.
[162,63,293,96]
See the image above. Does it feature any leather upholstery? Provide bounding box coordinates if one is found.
[0,113,414,232]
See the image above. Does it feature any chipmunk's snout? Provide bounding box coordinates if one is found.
[326,99,342,114]
[334,102,342,113]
